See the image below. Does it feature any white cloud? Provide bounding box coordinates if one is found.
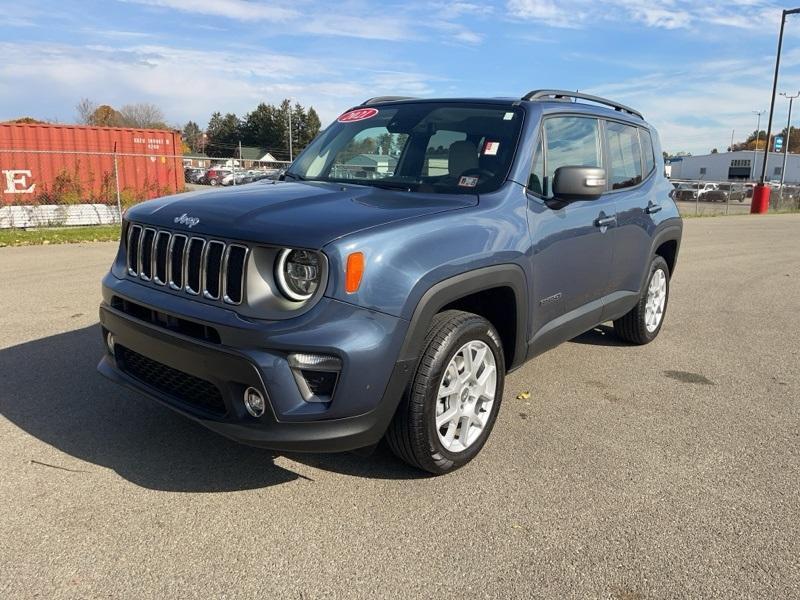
[506,0,579,28]
[507,0,784,30]
[583,55,800,154]
[0,41,440,129]
[122,0,298,21]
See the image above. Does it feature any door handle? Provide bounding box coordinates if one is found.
[594,215,617,228]
[646,203,662,214]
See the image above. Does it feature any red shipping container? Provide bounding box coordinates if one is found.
[0,122,185,206]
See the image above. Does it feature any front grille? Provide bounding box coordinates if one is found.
[116,345,226,415]
[126,224,249,305]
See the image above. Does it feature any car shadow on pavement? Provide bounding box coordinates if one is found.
[0,325,421,492]
[570,325,628,347]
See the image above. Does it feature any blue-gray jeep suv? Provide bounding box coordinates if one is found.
[98,91,682,474]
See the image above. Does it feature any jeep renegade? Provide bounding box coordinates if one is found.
[98,90,682,474]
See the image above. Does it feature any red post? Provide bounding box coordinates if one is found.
[751,183,771,213]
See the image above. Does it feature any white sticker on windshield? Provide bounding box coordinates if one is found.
[483,141,500,156]
[458,175,479,188]
[503,112,514,120]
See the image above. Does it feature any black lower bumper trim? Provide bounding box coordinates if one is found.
[115,344,226,415]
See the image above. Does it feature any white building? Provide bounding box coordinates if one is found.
[667,150,800,183]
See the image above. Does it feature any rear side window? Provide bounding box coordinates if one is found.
[606,121,643,190]
[537,116,602,198]
[640,128,655,175]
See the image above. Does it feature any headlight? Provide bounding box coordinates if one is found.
[275,248,321,301]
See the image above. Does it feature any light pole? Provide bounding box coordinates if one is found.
[779,91,799,196]
[753,7,800,213]
[752,110,765,180]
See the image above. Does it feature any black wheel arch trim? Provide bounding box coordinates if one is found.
[398,264,529,371]
[645,221,682,287]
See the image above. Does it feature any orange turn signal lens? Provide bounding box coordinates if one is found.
[345,252,365,293]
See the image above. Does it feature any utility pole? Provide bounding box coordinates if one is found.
[730,129,735,153]
[779,91,799,198]
[752,110,765,180]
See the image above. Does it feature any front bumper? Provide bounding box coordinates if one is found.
[98,274,414,452]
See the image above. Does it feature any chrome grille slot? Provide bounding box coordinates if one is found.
[139,228,156,281]
[202,241,225,300]
[127,225,142,275]
[153,231,170,285]
[168,234,187,290]
[185,238,205,295]
[126,223,249,307]
[223,245,248,305]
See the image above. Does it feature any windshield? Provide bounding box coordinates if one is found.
[286,102,523,194]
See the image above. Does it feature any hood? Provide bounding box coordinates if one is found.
[125,181,476,249]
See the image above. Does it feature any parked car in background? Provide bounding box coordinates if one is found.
[220,170,277,186]
[704,183,746,203]
[184,167,205,184]
[672,183,698,201]
[202,168,231,186]
[671,182,719,202]
[696,183,718,200]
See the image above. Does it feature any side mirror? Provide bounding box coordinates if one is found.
[552,166,606,201]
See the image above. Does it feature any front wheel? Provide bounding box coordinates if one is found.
[386,310,505,475]
[613,256,670,345]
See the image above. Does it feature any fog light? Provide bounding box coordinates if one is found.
[243,387,266,417]
[288,353,341,403]
[106,332,116,354]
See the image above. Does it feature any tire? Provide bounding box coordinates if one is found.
[613,255,670,345]
[209,178,219,186]
[385,310,505,475]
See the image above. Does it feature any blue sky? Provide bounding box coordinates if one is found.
[1,0,799,154]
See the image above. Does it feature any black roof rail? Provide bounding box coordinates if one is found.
[522,89,643,119]
[360,96,418,106]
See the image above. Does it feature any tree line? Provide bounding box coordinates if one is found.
[728,126,800,154]
[186,100,321,161]
[73,98,322,160]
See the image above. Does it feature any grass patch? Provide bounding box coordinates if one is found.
[0,225,121,247]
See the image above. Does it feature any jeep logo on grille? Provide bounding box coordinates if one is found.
[174,213,200,228]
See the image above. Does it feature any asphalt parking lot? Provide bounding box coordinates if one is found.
[1,214,799,599]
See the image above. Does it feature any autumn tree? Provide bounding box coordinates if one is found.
[88,105,125,127]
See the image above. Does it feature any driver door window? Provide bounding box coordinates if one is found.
[535,116,602,198]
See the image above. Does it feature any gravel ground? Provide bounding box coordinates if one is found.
[1,214,798,599]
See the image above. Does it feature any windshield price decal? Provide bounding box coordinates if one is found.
[337,108,379,123]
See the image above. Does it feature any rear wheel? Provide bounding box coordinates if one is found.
[613,256,670,345]
[386,310,505,475]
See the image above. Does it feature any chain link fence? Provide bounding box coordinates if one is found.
[0,148,289,230]
[5,148,800,230]
[669,179,800,216]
